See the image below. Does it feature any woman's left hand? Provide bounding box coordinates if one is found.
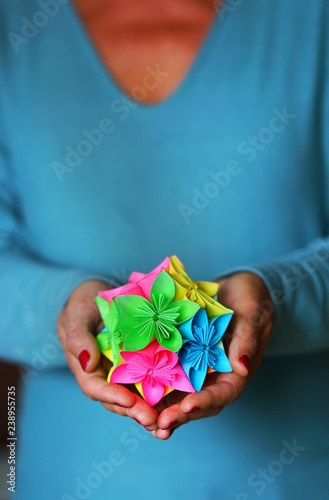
[152,272,274,439]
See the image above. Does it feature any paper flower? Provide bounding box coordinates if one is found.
[178,308,233,391]
[98,281,146,303]
[129,256,170,283]
[168,256,231,318]
[110,340,195,406]
[128,257,170,301]
[99,258,171,303]
[95,297,123,367]
[115,270,200,352]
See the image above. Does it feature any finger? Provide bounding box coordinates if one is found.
[77,370,136,408]
[102,397,159,429]
[67,350,136,408]
[144,422,159,432]
[60,296,103,372]
[126,398,159,428]
[152,427,175,440]
[157,373,246,430]
[72,351,159,426]
[154,408,220,440]
[66,340,160,427]
[227,315,260,377]
[156,398,218,431]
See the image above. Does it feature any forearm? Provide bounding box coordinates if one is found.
[0,248,111,368]
[215,237,329,355]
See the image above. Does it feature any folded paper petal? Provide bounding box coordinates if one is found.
[98,282,145,302]
[210,346,233,373]
[141,377,165,407]
[177,308,233,390]
[110,361,143,384]
[170,300,201,324]
[136,381,174,401]
[114,294,148,318]
[167,367,195,393]
[210,313,234,345]
[110,340,194,406]
[195,280,219,298]
[128,257,171,300]
[168,256,232,318]
[129,271,145,284]
[189,365,208,393]
[96,327,124,367]
[136,273,159,302]
[175,316,194,341]
[153,349,178,371]
[155,325,183,352]
[95,302,124,368]
[129,257,171,283]
[96,329,111,351]
[137,339,161,359]
[123,324,155,351]
[201,296,232,319]
[95,296,118,332]
[150,268,175,305]
[115,271,197,352]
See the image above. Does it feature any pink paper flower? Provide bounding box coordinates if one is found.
[98,282,146,302]
[128,257,170,301]
[110,340,195,406]
[99,257,171,303]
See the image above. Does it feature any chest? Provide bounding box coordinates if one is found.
[72,0,216,103]
[6,0,327,275]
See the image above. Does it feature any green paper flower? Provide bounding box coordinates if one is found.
[95,297,123,367]
[115,270,200,352]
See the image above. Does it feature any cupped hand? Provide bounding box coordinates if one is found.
[153,272,274,439]
[57,280,159,430]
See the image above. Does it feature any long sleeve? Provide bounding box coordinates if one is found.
[221,80,329,356]
[0,137,111,369]
[216,17,329,356]
[234,237,329,355]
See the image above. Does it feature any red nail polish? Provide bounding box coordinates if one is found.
[116,402,129,408]
[239,354,250,372]
[167,420,179,429]
[186,406,200,414]
[78,350,90,371]
[134,418,143,425]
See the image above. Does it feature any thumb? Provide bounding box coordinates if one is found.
[58,296,103,373]
[227,315,260,377]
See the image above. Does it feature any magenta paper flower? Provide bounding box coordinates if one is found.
[98,282,146,302]
[128,257,170,301]
[110,340,195,406]
[99,258,170,303]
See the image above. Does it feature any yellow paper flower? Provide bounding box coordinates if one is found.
[168,256,232,318]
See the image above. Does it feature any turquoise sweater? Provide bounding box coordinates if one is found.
[1,0,328,499]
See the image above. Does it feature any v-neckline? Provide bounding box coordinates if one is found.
[68,2,226,109]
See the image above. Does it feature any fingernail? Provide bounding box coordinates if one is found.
[134,418,143,425]
[166,420,179,429]
[116,402,130,408]
[239,354,250,372]
[78,350,90,371]
[185,406,200,414]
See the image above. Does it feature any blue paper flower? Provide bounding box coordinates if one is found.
[177,307,233,391]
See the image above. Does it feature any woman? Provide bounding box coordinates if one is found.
[1,0,328,498]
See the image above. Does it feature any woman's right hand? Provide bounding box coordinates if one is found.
[57,279,159,430]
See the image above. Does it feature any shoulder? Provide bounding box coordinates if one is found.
[0,0,71,56]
